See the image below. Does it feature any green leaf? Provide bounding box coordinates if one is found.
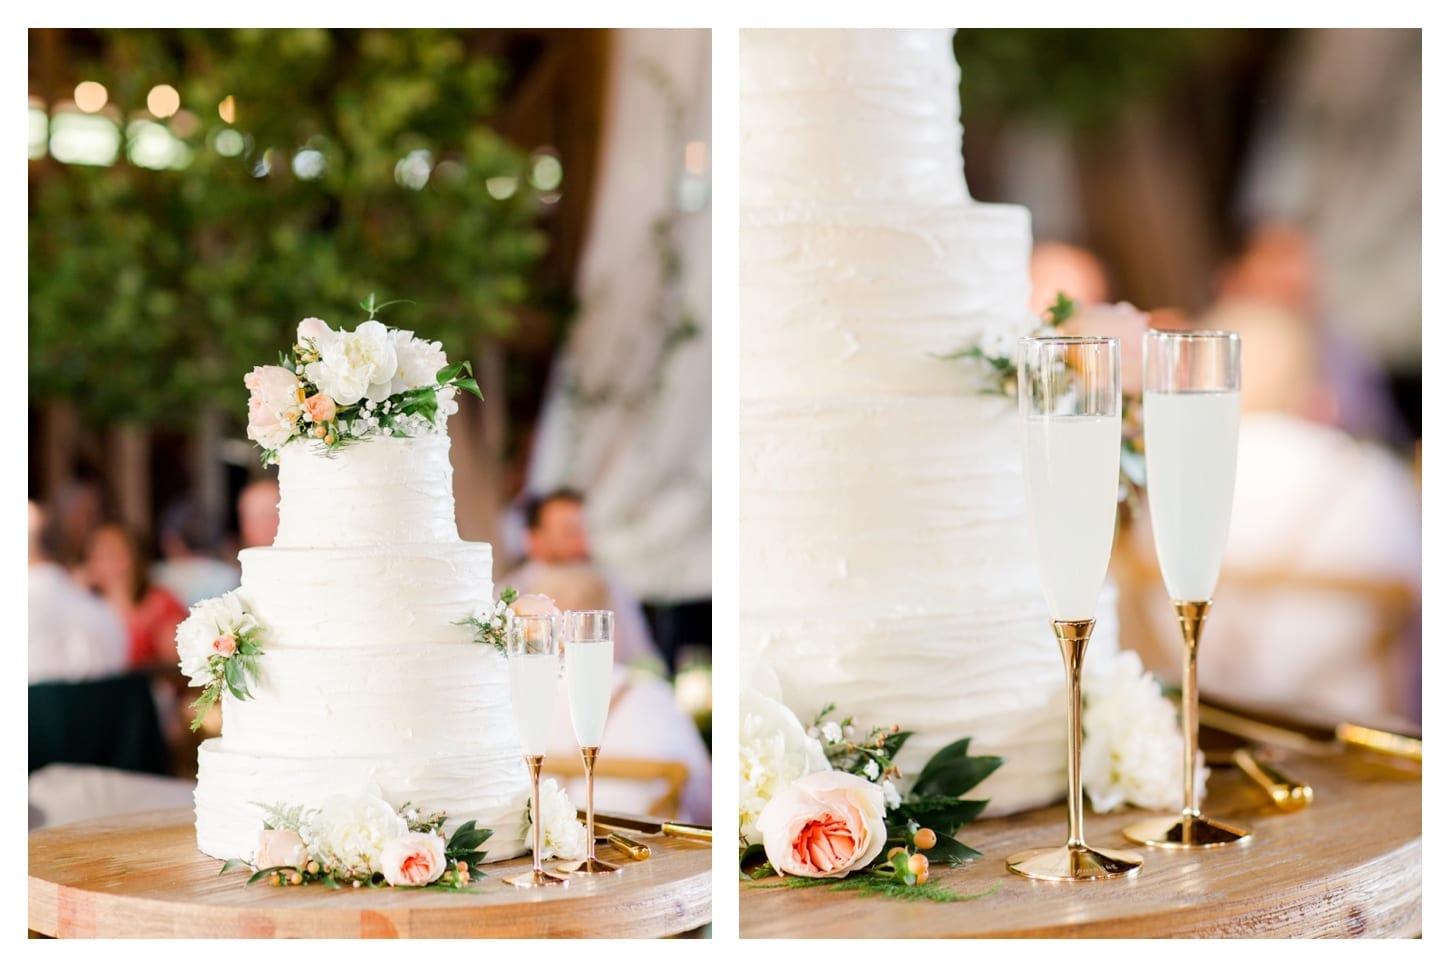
[454,377,482,399]
[892,797,990,836]
[247,865,296,885]
[219,858,250,876]
[435,362,464,384]
[912,738,1003,798]
[921,836,984,865]
[1046,291,1077,328]
[446,820,494,854]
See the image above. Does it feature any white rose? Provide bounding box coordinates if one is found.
[176,591,256,686]
[305,792,408,879]
[389,329,449,395]
[525,777,587,861]
[306,320,399,406]
[739,688,829,847]
[1082,648,1207,812]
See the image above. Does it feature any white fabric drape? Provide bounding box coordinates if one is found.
[524,29,712,603]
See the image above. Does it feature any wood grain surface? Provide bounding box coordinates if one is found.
[741,748,1421,938]
[29,808,711,938]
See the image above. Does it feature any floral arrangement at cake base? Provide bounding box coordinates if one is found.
[739,691,1004,902]
[740,651,1202,902]
[219,781,587,891]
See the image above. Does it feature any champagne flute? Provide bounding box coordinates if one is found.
[503,612,570,888]
[1008,335,1143,881]
[557,609,620,876]
[1123,329,1248,849]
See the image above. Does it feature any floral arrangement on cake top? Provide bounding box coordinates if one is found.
[739,688,1003,902]
[175,590,266,732]
[220,782,587,891]
[245,295,482,467]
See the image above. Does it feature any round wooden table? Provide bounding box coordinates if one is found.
[741,745,1421,938]
[29,808,711,938]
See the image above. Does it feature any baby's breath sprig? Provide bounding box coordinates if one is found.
[458,586,520,653]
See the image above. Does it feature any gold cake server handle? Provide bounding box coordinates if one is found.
[1232,748,1313,810]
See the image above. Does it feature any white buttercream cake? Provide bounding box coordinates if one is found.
[193,434,530,862]
[739,27,1119,817]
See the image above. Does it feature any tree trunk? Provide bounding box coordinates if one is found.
[108,423,151,539]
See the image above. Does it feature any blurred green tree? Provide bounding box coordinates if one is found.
[29,28,548,429]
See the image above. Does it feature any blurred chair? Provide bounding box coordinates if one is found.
[545,756,690,819]
[29,671,172,777]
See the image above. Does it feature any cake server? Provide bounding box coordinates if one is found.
[585,810,713,843]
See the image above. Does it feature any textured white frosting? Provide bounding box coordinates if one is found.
[194,434,529,864]
[740,27,1121,818]
[274,434,459,547]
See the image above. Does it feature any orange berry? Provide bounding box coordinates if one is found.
[915,867,930,884]
[314,426,326,438]
[457,861,469,872]
[913,828,937,850]
[907,853,929,876]
[269,873,281,886]
[289,871,302,885]
[324,434,335,445]
[887,846,907,862]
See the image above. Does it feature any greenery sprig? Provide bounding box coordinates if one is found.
[188,626,264,732]
[459,586,520,653]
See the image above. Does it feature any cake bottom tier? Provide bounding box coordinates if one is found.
[743,591,1121,818]
[194,739,531,865]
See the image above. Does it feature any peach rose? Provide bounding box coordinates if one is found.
[380,831,447,886]
[1061,301,1150,396]
[211,634,237,657]
[303,393,337,424]
[509,593,562,619]
[255,829,307,870]
[244,365,302,450]
[758,770,888,879]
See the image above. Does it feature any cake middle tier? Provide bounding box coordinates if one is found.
[237,541,492,648]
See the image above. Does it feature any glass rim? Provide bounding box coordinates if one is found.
[1017,334,1119,346]
[563,609,613,617]
[1144,328,1240,341]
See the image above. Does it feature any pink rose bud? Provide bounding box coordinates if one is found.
[303,393,338,424]
[211,634,237,657]
[297,317,330,344]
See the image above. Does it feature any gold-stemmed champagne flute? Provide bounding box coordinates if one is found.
[1122,329,1249,849]
[503,612,570,888]
[1008,335,1144,881]
[557,609,620,876]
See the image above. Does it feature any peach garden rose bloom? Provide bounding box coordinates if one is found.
[303,392,337,424]
[758,770,888,879]
[1060,301,1151,396]
[254,829,307,870]
[211,634,237,657]
[380,831,448,886]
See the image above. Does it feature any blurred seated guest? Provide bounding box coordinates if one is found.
[1128,301,1420,724]
[503,489,664,671]
[82,522,188,670]
[28,501,127,684]
[48,477,107,572]
[521,572,712,825]
[151,497,240,606]
[1029,240,1110,316]
[237,477,281,549]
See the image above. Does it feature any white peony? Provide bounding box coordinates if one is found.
[1081,649,1207,813]
[739,687,829,847]
[388,329,449,396]
[305,793,408,879]
[306,320,399,406]
[175,591,257,686]
[525,777,587,861]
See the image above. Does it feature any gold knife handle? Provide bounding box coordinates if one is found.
[1336,723,1422,762]
[661,822,713,843]
[606,832,651,861]
[1233,748,1313,810]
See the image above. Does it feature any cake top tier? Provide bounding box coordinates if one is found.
[243,306,480,467]
[740,28,971,208]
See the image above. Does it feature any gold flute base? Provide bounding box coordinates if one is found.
[1006,843,1143,881]
[1121,812,1252,849]
[557,856,621,876]
[503,867,570,888]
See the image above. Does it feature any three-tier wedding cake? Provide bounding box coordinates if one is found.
[188,320,530,866]
[739,27,1119,817]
